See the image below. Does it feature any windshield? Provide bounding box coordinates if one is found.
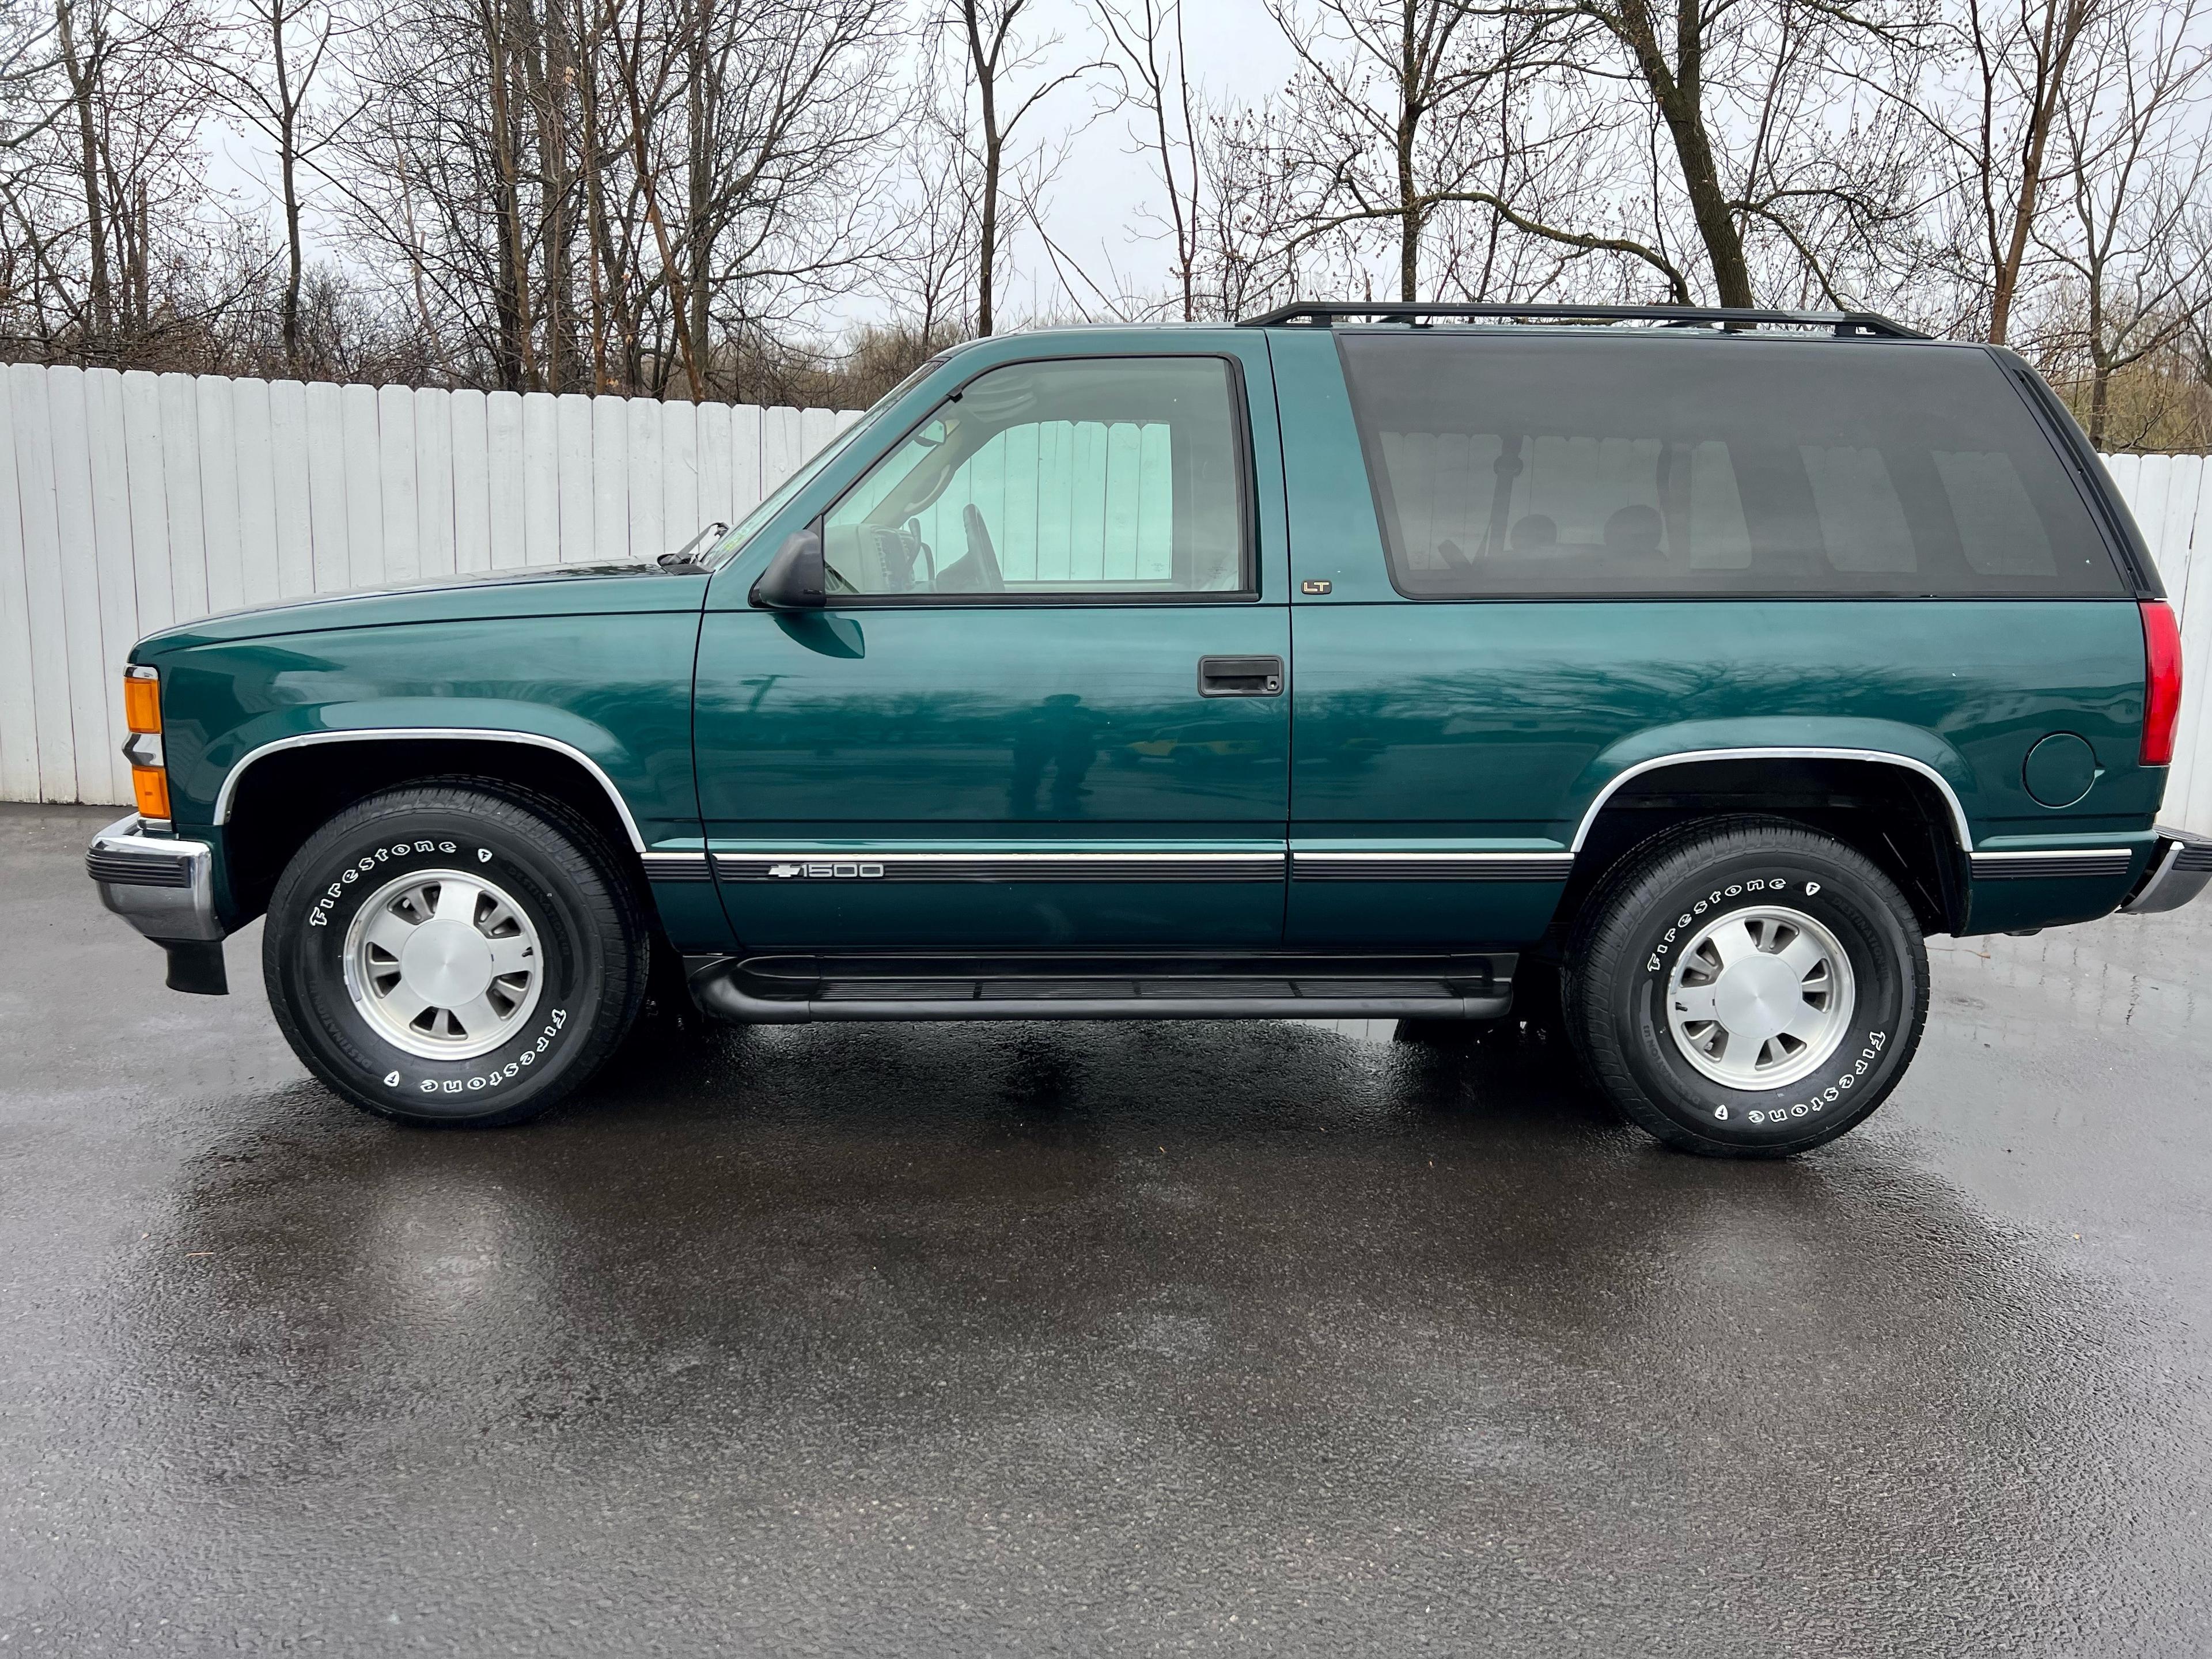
[700,357,949,571]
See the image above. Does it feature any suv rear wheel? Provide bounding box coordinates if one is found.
[263,779,647,1127]
[1565,816,1929,1157]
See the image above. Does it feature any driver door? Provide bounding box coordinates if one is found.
[692,346,1292,951]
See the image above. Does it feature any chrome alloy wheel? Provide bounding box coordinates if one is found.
[342,868,543,1060]
[1663,905,1855,1090]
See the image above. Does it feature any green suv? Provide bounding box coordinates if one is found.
[86,303,2209,1156]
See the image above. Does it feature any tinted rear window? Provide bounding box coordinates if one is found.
[1336,334,2123,597]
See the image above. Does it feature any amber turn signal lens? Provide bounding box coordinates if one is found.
[124,671,161,733]
[131,766,171,820]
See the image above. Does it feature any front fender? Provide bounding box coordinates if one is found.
[145,612,703,843]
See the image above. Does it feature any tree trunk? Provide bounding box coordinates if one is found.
[55,0,112,336]
[533,0,575,391]
[1987,0,2092,346]
[577,0,613,389]
[1660,96,1752,306]
[271,1,304,370]
[482,0,536,389]
[965,0,1001,337]
[978,132,999,336]
[685,0,713,396]
[616,0,703,400]
[1614,0,1753,307]
[1396,105,1420,301]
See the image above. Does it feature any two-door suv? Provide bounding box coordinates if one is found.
[88,303,2212,1155]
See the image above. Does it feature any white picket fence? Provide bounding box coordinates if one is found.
[1,362,2209,828]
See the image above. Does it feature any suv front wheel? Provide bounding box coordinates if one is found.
[1565,817,1929,1157]
[263,779,648,1127]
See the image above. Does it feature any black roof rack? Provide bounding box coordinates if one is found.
[1236,302,1927,339]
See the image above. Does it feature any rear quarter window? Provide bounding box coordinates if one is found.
[1336,334,2124,598]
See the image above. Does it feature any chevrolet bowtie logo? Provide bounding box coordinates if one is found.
[768,862,802,878]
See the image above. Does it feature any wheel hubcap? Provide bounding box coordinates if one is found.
[343,869,543,1060]
[1664,905,1854,1090]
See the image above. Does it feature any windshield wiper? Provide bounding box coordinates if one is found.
[658,522,728,571]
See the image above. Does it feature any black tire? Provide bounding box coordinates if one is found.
[1563,816,1928,1158]
[263,778,648,1127]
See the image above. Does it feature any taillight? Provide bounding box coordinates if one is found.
[2141,600,2182,766]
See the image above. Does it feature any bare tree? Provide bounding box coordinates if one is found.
[22,0,218,350]
[876,71,983,340]
[196,0,356,370]
[1251,0,1561,302]
[1093,0,1203,317]
[332,0,900,395]
[677,0,906,393]
[1921,0,2104,342]
[2036,0,2211,442]
[933,0,1100,335]
[1495,0,1930,308]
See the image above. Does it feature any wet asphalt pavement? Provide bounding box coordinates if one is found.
[5,802,2211,1655]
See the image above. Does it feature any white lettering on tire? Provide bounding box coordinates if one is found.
[1730,1031,1891,1127]
[412,1008,567,1096]
[307,839,487,931]
[1647,876,1790,975]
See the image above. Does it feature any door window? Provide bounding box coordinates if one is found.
[822,357,1248,599]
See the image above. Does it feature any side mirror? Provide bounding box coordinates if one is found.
[749,528,826,611]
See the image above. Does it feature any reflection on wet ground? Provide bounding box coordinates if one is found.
[4,805,2210,1656]
[1930,921,2212,1044]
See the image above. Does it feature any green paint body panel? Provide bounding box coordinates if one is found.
[149,563,710,649]
[118,322,2172,965]
[1284,599,2156,942]
[694,607,1291,946]
[132,567,714,942]
[693,327,1294,950]
[1272,322,2163,945]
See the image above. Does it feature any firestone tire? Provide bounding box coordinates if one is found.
[263,779,647,1127]
[1563,816,1929,1158]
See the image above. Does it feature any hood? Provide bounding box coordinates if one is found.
[133,558,711,654]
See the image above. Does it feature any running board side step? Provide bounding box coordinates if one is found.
[685,953,1515,1025]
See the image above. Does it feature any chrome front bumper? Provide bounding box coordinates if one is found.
[2121,825,2212,915]
[86,814,221,942]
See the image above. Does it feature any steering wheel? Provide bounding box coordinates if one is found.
[961,503,1006,592]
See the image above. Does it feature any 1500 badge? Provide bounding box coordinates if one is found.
[770,861,885,879]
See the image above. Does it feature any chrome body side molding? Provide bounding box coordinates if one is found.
[712,849,1582,883]
[1290,851,1573,881]
[1970,849,2135,880]
[714,850,1286,882]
